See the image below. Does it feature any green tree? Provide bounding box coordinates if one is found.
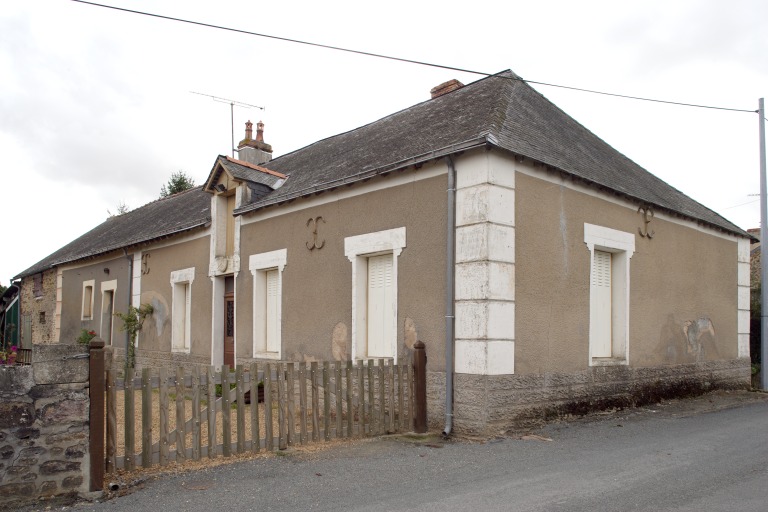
[160,171,195,198]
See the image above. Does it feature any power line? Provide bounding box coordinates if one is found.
[71,0,758,114]
[723,198,760,210]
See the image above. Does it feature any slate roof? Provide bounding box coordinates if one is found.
[16,70,747,279]
[238,70,746,238]
[15,186,211,279]
[208,156,286,190]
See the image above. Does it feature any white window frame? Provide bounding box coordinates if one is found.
[170,267,195,354]
[249,249,287,360]
[584,224,634,366]
[100,280,117,345]
[345,227,406,360]
[81,279,95,321]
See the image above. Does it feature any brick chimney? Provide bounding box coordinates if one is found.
[430,79,464,99]
[237,120,272,165]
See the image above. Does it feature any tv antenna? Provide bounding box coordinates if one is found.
[190,91,265,157]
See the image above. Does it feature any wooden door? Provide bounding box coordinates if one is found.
[224,292,235,368]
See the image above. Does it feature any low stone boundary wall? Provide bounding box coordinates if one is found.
[0,345,90,509]
[428,358,751,436]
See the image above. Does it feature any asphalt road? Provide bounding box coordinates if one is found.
[53,393,768,511]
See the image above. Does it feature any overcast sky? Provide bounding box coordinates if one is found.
[2,0,767,286]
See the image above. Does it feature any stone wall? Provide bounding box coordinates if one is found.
[19,270,57,345]
[429,359,751,436]
[0,344,90,508]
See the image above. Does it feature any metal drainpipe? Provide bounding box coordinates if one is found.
[124,249,133,355]
[443,155,457,436]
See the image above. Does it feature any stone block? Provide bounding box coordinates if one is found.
[6,465,30,476]
[456,184,514,227]
[45,430,87,446]
[455,151,515,190]
[14,428,40,441]
[19,446,45,458]
[62,475,83,489]
[455,262,514,301]
[0,402,34,429]
[65,444,85,459]
[33,344,89,385]
[0,445,14,460]
[39,398,87,425]
[738,286,750,310]
[39,480,57,496]
[39,460,80,475]
[0,482,34,498]
[738,238,750,263]
[739,334,751,357]
[0,366,34,396]
[738,261,750,286]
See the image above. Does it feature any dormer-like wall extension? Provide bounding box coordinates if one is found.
[237,120,272,166]
[203,145,287,278]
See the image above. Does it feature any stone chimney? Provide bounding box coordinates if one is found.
[237,120,272,165]
[430,79,464,99]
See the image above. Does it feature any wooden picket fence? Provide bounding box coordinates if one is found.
[105,358,414,472]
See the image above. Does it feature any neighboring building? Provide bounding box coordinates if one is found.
[0,283,21,347]
[14,71,752,434]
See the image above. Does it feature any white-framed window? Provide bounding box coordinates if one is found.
[249,249,287,359]
[100,280,117,345]
[584,224,635,366]
[344,227,406,360]
[170,267,195,353]
[81,279,95,320]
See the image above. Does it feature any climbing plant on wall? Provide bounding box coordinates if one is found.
[115,303,154,369]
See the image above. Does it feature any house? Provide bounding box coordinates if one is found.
[14,71,752,435]
[0,283,21,348]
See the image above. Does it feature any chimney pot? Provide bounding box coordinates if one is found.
[245,120,253,140]
[256,121,265,142]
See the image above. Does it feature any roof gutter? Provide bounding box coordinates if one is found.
[235,137,490,215]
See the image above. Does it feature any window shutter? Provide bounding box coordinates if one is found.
[592,250,612,357]
[265,269,279,352]
[367,255,394,357]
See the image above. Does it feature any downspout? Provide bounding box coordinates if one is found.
[443,155,457,436]
[124,249,133,356]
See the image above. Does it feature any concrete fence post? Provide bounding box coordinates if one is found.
[89,338,106,492]
[413,340,427,433]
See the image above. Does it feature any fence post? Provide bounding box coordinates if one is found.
[413,340,427,433]
[89,338,106,491]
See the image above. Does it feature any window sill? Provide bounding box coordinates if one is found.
[590,357,628,367]
[253,351,281,360]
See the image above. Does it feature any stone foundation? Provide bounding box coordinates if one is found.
[0,344,90,509]
[111,348,210,374]
[429,358,751,436]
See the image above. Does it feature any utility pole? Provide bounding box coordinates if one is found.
[759,98,767,390]
[190,92,264,157]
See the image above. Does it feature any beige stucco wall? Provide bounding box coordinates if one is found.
[237,166,448,370]
[60,255,130,346]
[137,236,212,360]
[514,171,738,375]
